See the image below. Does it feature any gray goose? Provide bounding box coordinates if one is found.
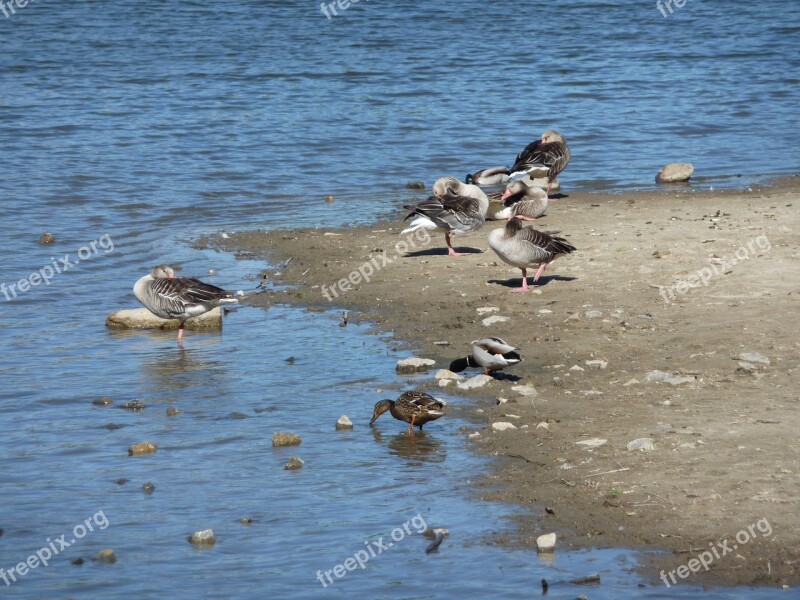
[487,180,549,221]
[508,130,570,196]
[465,166,510,186]
[133,264,239,345]
[401,177,489,257]
[488,217,576,292]
[449,337,522,377]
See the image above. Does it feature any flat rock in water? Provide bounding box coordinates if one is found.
[284,457,305,470]
[482,315,509,327]
[128,441,157,456]
[120,400,144,411]
[457,374,493,390]
[656,163,694,183]
[737,352,770,365]
[93,397,113,406]
[166,407,182,416]
[272,432,302,447]
[106,307,223,331]
[188,529,216,546]
[627,437,656,452]
[491,422,517,432]
[536,533,557,553]
[39,232,56,245]
[335,415,353,430]
[396,357,436,374]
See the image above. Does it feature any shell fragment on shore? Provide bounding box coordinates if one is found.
[106,307,223,331]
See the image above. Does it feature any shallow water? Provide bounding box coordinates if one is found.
[0,1,797,597]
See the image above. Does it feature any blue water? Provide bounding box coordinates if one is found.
[0,1,797,597]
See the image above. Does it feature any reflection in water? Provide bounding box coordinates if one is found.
[140,345,227,395]
[385,431,446,465]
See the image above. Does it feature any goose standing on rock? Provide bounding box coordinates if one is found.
[487,180,550,221]
[401,177,489,257]
[449,337,522,377]
[370,391,446,434]
[465,166,510,186]
[488,217,576,292]
[508,130,570,196]
[133,264,239,346]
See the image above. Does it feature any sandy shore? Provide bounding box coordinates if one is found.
[204,178,800,588]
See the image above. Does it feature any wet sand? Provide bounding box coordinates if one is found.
[205,178,800,588]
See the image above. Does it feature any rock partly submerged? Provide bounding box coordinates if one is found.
[272,432,302,447]
[396,357,437,374]
[106,307,223,331]
[656,163,694,183]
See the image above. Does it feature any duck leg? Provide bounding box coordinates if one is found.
[511,268,529,293]
[177,323,186,347]
[445,233,467,257]
[407,415,416,435]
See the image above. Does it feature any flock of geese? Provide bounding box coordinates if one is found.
[131,129,575,433]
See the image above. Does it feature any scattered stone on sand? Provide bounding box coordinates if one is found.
[491,422,517,432]
[564,313,581,322]
[39,232,56,245]
[336,415,353,430]
[166,407,182,416]
[128,441,157,456]
[468,432,480,439]
[536,532,557,553]
[93,549,117,564]
[229,411,248,419]
[482,315,509,327]
[678,442,696,450]
[644,370,696,385]
[239,517,254,525]
[405,181,425,190]
[627,438,656,452]
[536,422,550,430]
[511,384,537,397]
[736,352,770,365]
[106,307,223,331]
[272,432,302,447]
[284,457,305,470]
[457,374,494,390]
[93,397,113,406]
[433,340,450,346]
[585,360,608,370]
[736,362,758,375]
[142,482,155,494]
[496,397,508,405]
[396,357,436,374]
[570,365,585,372]
[187,529,216,546]
[71,557,84,565]
[656,163,694,183]
[576,438,608,449]
[623,379,639,387]
[581,390,603,397]
[476,306,500,315]
[585,310,603,319]
[120,400,145,411]
[434,369,461,381]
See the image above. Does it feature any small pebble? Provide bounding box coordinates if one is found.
[284,457,305,470]
[208,269,216,275]
[93,549,117,564]
[115,478,129,485]
[128,441,157,456]
[166,407,182,416]
[142,482,155,494]
[324,194,335,203]
[93,397,113,406]
[405,182,425,190]
[104,423,123,430]
[536,532,557,553]
[39,232,55,245]
[71,557,85,565]
[120,400,145,411]
[239,517,254,525]
[335,415,353,430]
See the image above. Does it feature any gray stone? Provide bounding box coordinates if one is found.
[457,374,494,390]
[284,457,305,470]
[39,232,56,245]
[93,549,116,564]
[576,438,607,448]
[396,357,436,374]
[106,307,223,331]
[644,370,695,385]
[335,415,353,430]
[128,441,157,456]
[536,532,557,552]
[272,433,302,447]
[511,384,538,397]
[434,369,461,381]
[737,352,770,365]
[491,422,517,432]
[585,310,603,318]
[187,529,216,546]
[656,163,694,183]
[627,438,656,452]
[93,397,113,406]
[482,315,509,327]
[585,360,608,370]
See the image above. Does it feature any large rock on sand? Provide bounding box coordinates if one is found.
[656,163,694,183]
[106,307,223,331]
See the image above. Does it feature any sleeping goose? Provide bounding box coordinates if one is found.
[465,166,510,186]
[133,264,239,345]
[370,391,446,434]
[449,337,522,377]
[487,180,549,221]
[401,177,489,257]
[508,130,570,196]
[488,217,576,292]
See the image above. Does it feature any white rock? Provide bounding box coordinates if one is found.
[644,370,695,385]
[737,352,770,365]
[623,379,639,387]
[677,442,696,450]
[536,532,557,553]
[106,307,223,331]
[504,414,521,419]
[656,163,694,183]
[538,309,553,314]
[434,369,461,380]
[536,422,550,430]
[468,432,480,439]
[438,379,452,388]
[476,306,500,315]
[188,529,216,546]
[581,390,603,397]
[569,365,585,372]
[585,310,603,319]
[336,415,353,430]
[482,315,510,327]
[511,384,538,397]
[627,438,656,452]
[457,374,494,390]
[585,360,608,370]
[491,422,517,432]
[576,438,607,448]
[396,357,436,374]
[496,397,509,404]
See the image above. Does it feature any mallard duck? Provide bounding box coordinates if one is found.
[133,264,239,346]
[401,177,489,257]
[465,166,510,186]
[509,130,570,196]
[488,217,576,292]
[488,180,549,221]
[370,391,446,434]
[450,337,522,376]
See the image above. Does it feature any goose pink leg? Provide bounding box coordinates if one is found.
[511,268,529,293]
[445,233,467,257]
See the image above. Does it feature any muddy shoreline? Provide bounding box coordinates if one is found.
[204,178,800,589]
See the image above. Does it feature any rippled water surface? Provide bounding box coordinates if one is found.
[0,1,797,597]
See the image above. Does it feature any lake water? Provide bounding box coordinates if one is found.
[0,1,797,597]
